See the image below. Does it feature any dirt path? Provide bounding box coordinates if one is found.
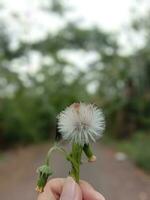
[0,143,149,200]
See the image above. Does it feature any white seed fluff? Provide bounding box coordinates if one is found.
[57,103,105,145]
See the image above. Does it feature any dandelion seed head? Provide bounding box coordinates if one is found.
[57,102,105,145]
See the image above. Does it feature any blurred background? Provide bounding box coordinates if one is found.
[0,0,150,200]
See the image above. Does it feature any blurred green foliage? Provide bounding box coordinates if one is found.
[0,0,149,155]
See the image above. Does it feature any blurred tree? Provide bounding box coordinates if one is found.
[0,0,149,147]
[0,0,117,146]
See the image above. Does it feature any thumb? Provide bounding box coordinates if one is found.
[60,177,82,200]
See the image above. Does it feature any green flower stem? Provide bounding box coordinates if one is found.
[68,143,83,183]
[45,144,67,166]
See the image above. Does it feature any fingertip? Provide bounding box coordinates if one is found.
[60,176,82,200]
[80,180,105,200]
[38,178,65,200]
[45,178,65,189]
[46,178,65,195]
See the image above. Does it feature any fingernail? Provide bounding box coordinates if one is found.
[60,177,77,200]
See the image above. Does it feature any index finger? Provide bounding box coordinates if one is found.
[38,178,65,200]
[80,180,105,200]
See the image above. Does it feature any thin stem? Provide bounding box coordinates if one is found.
[45,144,67,166]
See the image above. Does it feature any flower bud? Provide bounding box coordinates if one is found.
[83,144,96,162]
[36,165,52,193]
[88,155,97,162]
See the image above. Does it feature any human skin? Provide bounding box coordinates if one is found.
[37,177,105,200]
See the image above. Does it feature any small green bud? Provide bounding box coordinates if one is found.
[83,144,96,162]
[88,155,97,162]
[36,165,52,193]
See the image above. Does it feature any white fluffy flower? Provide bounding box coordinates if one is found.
[57,103,105,145]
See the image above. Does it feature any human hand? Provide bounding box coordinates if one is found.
[37,177,105,200]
